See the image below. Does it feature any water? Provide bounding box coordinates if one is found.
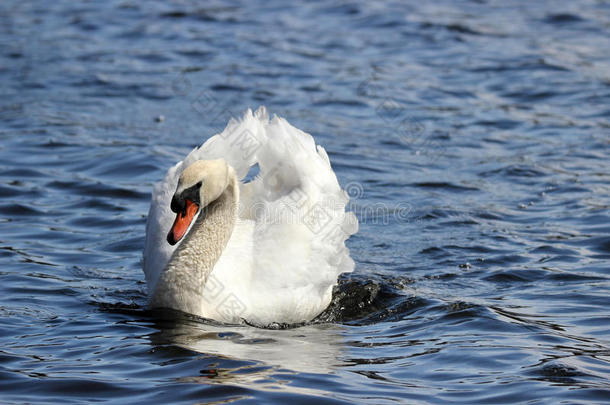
[1,0,609,403]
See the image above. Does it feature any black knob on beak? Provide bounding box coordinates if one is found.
[170,194,185,214]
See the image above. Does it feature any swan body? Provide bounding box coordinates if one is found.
[143,107,357,326]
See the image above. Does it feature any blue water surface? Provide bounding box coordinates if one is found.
[0,0,609,403]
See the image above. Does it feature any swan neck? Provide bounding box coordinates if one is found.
[150,173,238,314]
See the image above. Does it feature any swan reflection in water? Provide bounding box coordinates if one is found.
[149,310,347,384]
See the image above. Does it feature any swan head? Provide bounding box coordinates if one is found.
[167,159,231,245]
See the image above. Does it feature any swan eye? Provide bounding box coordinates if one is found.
[196,181,202,189]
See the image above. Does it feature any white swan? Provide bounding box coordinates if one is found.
[143,107,357,326]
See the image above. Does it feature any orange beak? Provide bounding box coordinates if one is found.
[167,199,198,245]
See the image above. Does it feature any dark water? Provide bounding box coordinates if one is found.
[1,0,609,403]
